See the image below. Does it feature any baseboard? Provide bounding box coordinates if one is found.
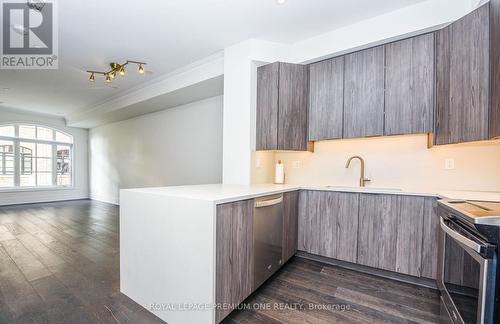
[296,251,438,290]
[89,195,119,206]
[0,197,91,207]
[0,195,89,206]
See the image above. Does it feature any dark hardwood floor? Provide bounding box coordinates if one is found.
[0,200,441,324]
[0,199,163,324]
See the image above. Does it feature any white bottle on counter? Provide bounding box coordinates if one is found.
[274,160,285,184]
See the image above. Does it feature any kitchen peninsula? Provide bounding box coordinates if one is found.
[120,184,500,324]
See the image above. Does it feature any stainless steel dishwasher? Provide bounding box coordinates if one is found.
[253,194,283,290]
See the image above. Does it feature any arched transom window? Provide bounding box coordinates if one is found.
[0,124,73,189]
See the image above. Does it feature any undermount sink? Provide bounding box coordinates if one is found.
[323,186,402,192]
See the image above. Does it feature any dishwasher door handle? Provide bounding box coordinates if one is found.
[254,196,283,208]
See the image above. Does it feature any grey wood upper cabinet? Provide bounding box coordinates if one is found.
[384,34,435,136]
[298,190,359,263]
[491,0,500,139]
[283,191,299,263]
[435,4,490,145]
[343,46,385,138]
[256,62,309,151]
[256,63,279,150]
[215,200,253,323]
[308,57,344,141]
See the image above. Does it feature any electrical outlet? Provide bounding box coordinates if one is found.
[255,158,262,169]
[292,161,301,169]
[445,158,455,170]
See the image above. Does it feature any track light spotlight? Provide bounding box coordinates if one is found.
[87,60,146,82]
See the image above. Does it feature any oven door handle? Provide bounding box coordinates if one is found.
[440,218,483,254]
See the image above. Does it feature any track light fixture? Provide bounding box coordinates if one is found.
[86,60,146,83]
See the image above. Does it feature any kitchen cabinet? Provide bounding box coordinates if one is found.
[421,198,439,279]
[357,194,400,271]
[384,34,435,136]
[435,4,490,144]
[358,194,437,277]
[343,46,385,138]
[282,191,299,263]
[215,200,253,323]
[256,62,309,151]
[308,57,344,141]
[298,190,359,263]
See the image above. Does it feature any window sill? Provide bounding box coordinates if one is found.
[0,186,74,193]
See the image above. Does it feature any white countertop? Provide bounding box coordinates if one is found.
[122,184,500,204]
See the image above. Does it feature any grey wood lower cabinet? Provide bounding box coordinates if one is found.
[283,191,299,263]
[215,200,253,323]
[298,190,359,263]
[298,190,439,279]
[358,194,438,278]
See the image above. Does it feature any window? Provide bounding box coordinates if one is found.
[0,124,73,189]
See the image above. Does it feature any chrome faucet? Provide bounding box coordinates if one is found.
[345,156,371,187]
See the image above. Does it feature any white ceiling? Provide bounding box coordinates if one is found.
[0,0,424,118]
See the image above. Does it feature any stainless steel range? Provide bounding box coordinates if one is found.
[437,200,500,324]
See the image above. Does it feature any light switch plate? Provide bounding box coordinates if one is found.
[445,158,455,170]
[255,158,262,169]
[292,161,301,169]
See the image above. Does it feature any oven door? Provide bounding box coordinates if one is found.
[438,217,497,324]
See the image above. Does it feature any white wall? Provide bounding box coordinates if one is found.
[271,135,500,192]
[0,109,89,205]
[89,96,223,205]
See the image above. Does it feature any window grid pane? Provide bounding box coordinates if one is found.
[19,125,36,139]
[0,125,73,189]
[20,142,53,187]
[0,126,15,137]
[0,140,14,187]
[57,145,72,186]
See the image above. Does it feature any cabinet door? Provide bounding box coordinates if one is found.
[421,198,439,279]
[358,194,427,277]
[385,34,435,135]
[358,194,399,271]
[308,57,344,141]
[491,0,500,139]
[395,196,425,277]
[282,191,298,263]
[435,4,490,144]
[343,46,385,138]
[298,190,359,263]
[256,62,279,150]
[278,63,309,151]
[215,200,253,323]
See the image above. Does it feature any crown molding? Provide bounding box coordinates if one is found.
[66,51,224,127]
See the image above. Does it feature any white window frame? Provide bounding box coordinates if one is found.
[0,123,74,191]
